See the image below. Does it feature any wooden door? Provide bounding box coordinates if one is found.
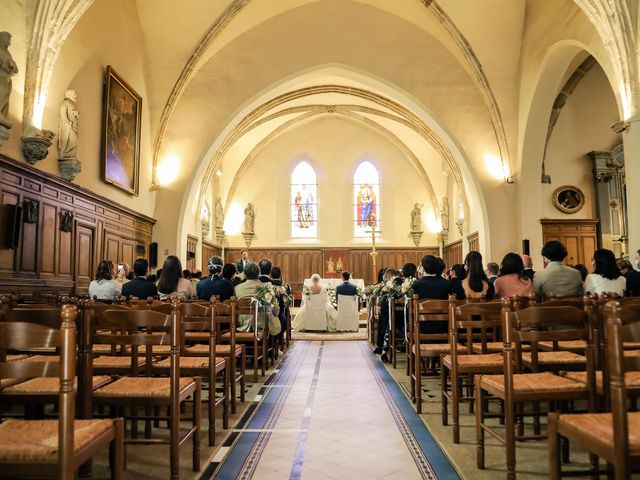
[120,238,135,267]
[540,219,599,270]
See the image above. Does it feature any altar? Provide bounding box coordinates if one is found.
[302,278,365,290]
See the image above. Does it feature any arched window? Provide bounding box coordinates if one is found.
[291,161,318,238]
[353,161,380,237]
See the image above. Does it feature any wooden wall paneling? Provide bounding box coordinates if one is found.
[200,240,220,273]
[0,154,155,296]
[186,235,198,271]
[74,223,95,292]
[0,190,18,272]
[467,231,479,252]
[540,219,599,270]
[443,239,463,268]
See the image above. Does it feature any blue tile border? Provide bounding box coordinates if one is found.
[200,341,309,480]
[358,342,461,480]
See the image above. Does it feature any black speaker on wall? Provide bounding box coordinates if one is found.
[149,242,158,268]
[522,239,530,256]
[5,204,22,249]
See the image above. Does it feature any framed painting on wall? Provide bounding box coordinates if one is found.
[101,65,141,195]
[553,185,585,214]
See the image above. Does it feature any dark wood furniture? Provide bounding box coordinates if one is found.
[548,300,640,479]
[0,304,124,479]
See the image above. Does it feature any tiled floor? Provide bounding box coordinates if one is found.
[210,340,452,480]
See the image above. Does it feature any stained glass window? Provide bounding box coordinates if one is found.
[291,161,318,238]
[353,161,380,237]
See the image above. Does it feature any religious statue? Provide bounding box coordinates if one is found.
[336,257,344,272]
[243,202,255,234]
[441,197,450,233]
[215,197,224,230]
[410,203,423,232]
[201,200,211,237]
[0,31,19,141]
[58,90,79,160]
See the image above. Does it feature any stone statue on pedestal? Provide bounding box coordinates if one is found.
[215,197,224,230]
[57,90,81,181]
[243,202,255,234]
[0,31,18,144]
[410,203,423,232]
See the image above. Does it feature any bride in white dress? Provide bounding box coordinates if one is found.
[293,274,338,332]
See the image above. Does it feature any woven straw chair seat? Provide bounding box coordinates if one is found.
[522,351,586,365]
[12,355,59,363]
[443,353,503,368]
[538,340,586,352]
[472,342,530,354]
[416,343,465,357]
[2,376,111,395]
[556,412,640,456]
[93,356,146,367]
[94,377,194,398]
[564,371,640,393]
[481,372,588,394]
[153,356,225,369]
[185,332,209,340]
[1,378,23,389]
[625,350,640,358]
[220,332,262,341]
[6,354,28,362]
[0,419,113,462]
[187,344,242,355]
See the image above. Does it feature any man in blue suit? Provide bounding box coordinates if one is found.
[335,271,357,303]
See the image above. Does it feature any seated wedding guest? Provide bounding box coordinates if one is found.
[122,258,158,299]
[258,258,273,283]
[155,268,162,281]
[447,263,466,294]
[235,249,252,274]
[521,254,535,281]
[147,274,158,283]
[234,262,265,331]
[157,255,193,300]
[617,258,640,296]
[377,267,386,284]
[197,256,233,301]
[485,262,499,284]
[584,248,626,296]
[88,260,122,300]
[414,255,460,300]
[462,251,495,300]
[533,240,583,300]
[573,263,589,282]
[205,263,235,302]
[376,268,402,362]
[336,271,357,303]
[494,253,533,298]
[271,266,288,350]
[401,262,417,279]
[115,262,131,284]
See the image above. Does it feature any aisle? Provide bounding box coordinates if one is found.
[201,341,459,480]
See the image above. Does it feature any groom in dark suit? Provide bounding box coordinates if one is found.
[235,249,252,274]
[335,271,357,304]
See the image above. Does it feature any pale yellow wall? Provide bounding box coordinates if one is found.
[542,64,620,220]
[0,0,156,218]
[222,115,440,248]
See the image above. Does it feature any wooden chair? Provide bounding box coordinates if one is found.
[90,300,201,478]
[367,296,379,346]
[441,297,505,443]
[548,300,640,479]
[475,299,597,479]
[152,301,228,446]
[0,305,124,480]
[389,297,408,369]
[220,298,268,382]
[411,296,464,413]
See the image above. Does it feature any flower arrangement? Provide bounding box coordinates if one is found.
[276,283,293,308]
[255,283,278,309]
[326,287,338,309]
[400,277,416,297]
[364,284,382,298]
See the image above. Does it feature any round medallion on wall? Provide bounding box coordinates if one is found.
[552,185,585,214]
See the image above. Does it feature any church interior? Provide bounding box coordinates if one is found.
[1,0,640,478]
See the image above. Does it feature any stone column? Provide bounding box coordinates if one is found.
[622,116,640,256]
